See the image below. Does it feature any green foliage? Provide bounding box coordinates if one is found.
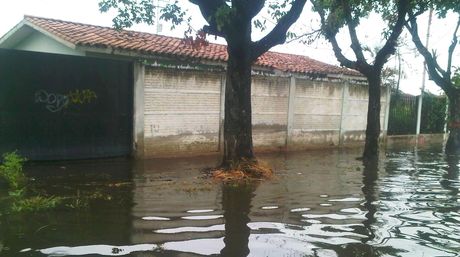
[453,67,460,87]
[99,0,186,30]
[0,152,27,190]
[388,92,447,135]
[268,0,290,20]
[420,93,447,134]
[312,0,399,39]
[99,0,156,29]
[160,1,189,30]
[214,5,234,31]
[388,93,417,135]
[11,196,62,212]
[0,152,64,214]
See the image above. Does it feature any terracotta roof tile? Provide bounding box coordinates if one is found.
[24,15,361,77]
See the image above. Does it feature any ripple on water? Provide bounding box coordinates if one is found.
[181,215,223,220]
[4,148,460,257]
[141,216,171,221]
[186,209,214,213]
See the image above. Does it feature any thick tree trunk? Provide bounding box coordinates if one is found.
[446,91,460,154]
[221,45,255,168]
[363,73,382,160]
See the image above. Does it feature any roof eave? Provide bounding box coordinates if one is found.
[0,19,78,50]
[0,20,28,47]
[23,20,77,50]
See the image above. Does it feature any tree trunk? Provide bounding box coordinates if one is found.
[363,73,382,160]
[221,44,255,168]
[446,91,460,153]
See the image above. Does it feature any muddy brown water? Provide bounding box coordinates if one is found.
[0,146,459,257]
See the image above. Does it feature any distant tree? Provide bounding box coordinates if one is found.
[405,1,460,153]
[99,0,307,174]
[310,0,410,161]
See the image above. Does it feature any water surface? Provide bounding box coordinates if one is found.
[1,146,459,256]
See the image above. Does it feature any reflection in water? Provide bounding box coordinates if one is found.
[361,158,379,243]
[443,154,460,197]
[1,148,460,256]
[220,183,255,257]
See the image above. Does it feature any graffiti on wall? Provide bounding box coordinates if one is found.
[35,89,97,112]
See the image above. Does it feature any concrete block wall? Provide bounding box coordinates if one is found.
[289,79,343,150]
[341,85,389,144]
[143,68,222,157]
[142,66,388,158]
[252,76,290,151]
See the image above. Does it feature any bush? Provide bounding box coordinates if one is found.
[0,152,64,213]
[0,152,27,190]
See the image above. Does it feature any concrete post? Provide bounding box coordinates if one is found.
[218,73,226,152]
[133,62,145,159]
[384,86,391,133]
[338,80,349,146]
[286,76,296,148]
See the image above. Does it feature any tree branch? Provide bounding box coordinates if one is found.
[250,0,307,60]
[311,0,358,71]
[341,0,366,63]
[189,0,228,37]
[285,29,322,44]
[234,0,265,20]
[446,15,460,78]
[406,11,455,94]
[374,0,409,70]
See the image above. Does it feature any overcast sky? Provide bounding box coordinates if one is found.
[1,0,458,95]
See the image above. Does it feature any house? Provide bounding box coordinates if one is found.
[0,16,390,160]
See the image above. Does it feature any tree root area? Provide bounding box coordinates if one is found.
[208,160,274,181]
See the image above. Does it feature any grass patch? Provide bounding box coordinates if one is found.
[11,196,62,212]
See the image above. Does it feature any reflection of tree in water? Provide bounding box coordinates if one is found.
[220,182,256,257]
[319,160,381,257]
[442,154,460,198]
[361,159,379,243]
[314,159,402,257]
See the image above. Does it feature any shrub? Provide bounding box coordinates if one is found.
[0,152,64,213]
[0,152,27,190]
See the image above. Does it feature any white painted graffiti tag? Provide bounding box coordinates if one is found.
[35,90,69,112]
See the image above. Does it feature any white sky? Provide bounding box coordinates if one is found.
[0,0,458,95]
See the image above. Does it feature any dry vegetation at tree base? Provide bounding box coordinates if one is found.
[210,160,274,181]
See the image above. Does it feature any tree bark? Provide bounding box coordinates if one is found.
[221,44,255,168]
[446,91,460,153]
[363,72,382,160]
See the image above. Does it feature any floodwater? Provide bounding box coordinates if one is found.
[1,146,459,257]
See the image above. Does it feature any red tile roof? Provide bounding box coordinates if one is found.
[24,15,361,77]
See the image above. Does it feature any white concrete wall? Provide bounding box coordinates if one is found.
[143,66,387,158]
[143,68,222,157]
[14,31,84,56]
[289,79,343,149]
[252,76,290,151]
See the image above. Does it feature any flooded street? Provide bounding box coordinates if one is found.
[1,146,459,257]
